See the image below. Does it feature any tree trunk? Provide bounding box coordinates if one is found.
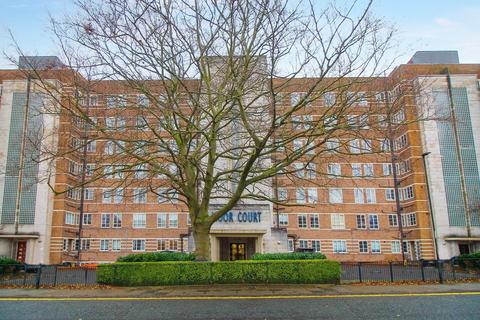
[192,225,211,261]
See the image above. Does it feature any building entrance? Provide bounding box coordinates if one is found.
[218,237,257,261]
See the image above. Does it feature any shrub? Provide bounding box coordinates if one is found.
[117,252,196,262]
[97,260,340,286]
[0,257,20,265]
[456,252,480,269]
[251,252,326,260]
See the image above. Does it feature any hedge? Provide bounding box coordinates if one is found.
[0,257,20,265]
[251,252,326,260]
[117,252,196,262]
[456,252,480,269]
[97,260,340,286]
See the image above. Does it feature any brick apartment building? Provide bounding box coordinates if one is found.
[0,51,479,264]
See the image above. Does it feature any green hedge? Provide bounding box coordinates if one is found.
[251,252,326,260]
[456,252,480,269]
[117,252,196,262]
[97,260,340,286]
[0,257,20,265]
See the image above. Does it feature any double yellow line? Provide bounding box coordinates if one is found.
[1,292,479,301]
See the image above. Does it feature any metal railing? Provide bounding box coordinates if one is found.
[340,259,480,283]
[1,259,479,288]
[0,264,97,288]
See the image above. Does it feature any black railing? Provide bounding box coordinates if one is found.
[0,264,97,288]
[341,259,480,283]
[1,259,479,288]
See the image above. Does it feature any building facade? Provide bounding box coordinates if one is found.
[0,52,479,264]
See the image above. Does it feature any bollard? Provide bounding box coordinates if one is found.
[84,267,89,286]
[451,260,456,281]
[23,264,27,286]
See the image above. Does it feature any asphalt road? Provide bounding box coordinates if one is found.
[0,293,479,320]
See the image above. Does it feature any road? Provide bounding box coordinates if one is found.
[0,292,479,320]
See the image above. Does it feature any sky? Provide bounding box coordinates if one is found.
[0,0,479,69]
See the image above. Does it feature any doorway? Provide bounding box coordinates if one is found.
[230,243,246,261]
[16,241,27,263]
[459,243,470,255]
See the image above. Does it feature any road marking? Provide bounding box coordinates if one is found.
[0,292,479,301]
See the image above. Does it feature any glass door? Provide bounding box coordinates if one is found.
[230,243,246,261]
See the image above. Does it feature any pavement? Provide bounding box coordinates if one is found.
[0,282,479,298]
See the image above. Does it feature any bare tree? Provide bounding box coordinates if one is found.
[9,0,398,260]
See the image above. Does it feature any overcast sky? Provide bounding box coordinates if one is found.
[0,0,479,69]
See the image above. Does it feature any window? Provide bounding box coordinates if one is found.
[132,239,145,251]
[388,214,398,227]
[368,214,379,230]
[133,188,147,204]
[365,189,376,204]
[293,139,304,152]
[114,188,124,204]
[394,134,408,151]
[296,188,306,204]
[312,240,321,252]
[158,239,167,251]
[82,213,92,225]
[307,188,318,204]
[331,214,345,230]
[84,188,94,201]
[136,116,148,130]
[157,213,167,228]
[326,139,340,151]
[138,94,149,107]
[402,241,410,254]
[403,186,414,200]
[349,139,361,153]
[329,188,343,204]
[101,213,110,228]
[292,116,302,130]
[169,213,178,228]
[298,215,307,228]
[112,213,122,228]
[328,163,341,177]
[65,211,77,225]
[359,241,368,253]
[371,240,381,253]
[362,139,372,152]
[100,239,109,252]
[112,239,121,251]
[290,92,305,106]
[81,239,91,250]
[391,241,401,254]
[324,92,336,107]
[383,163,393,176]
[324,116,337,130]
[381,139,390,152]
[133,213,146,228]
[277,188,288,201]
[333,240,347,253]
[402,213,417,227]
[102,189,113,204]
[356,215,366,229]
[157,188,178,204]
[306,163,316,179]
[351,164,362,177]
[169,239,179,251]
[310,214,319,229]
[134,164,148,179]
[85,164,95,176]
[278,213,288,226]
[364,164,374,177]
[354,188,364,204]
[86,140,96,152]
[299,239,308,249]
[287,239,294,252]
[293,163,304,178]
[385,189,396,201]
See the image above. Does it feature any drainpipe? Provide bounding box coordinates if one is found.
[421,152,440,260]
[14,76,32,235]
[444,69,472,240]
